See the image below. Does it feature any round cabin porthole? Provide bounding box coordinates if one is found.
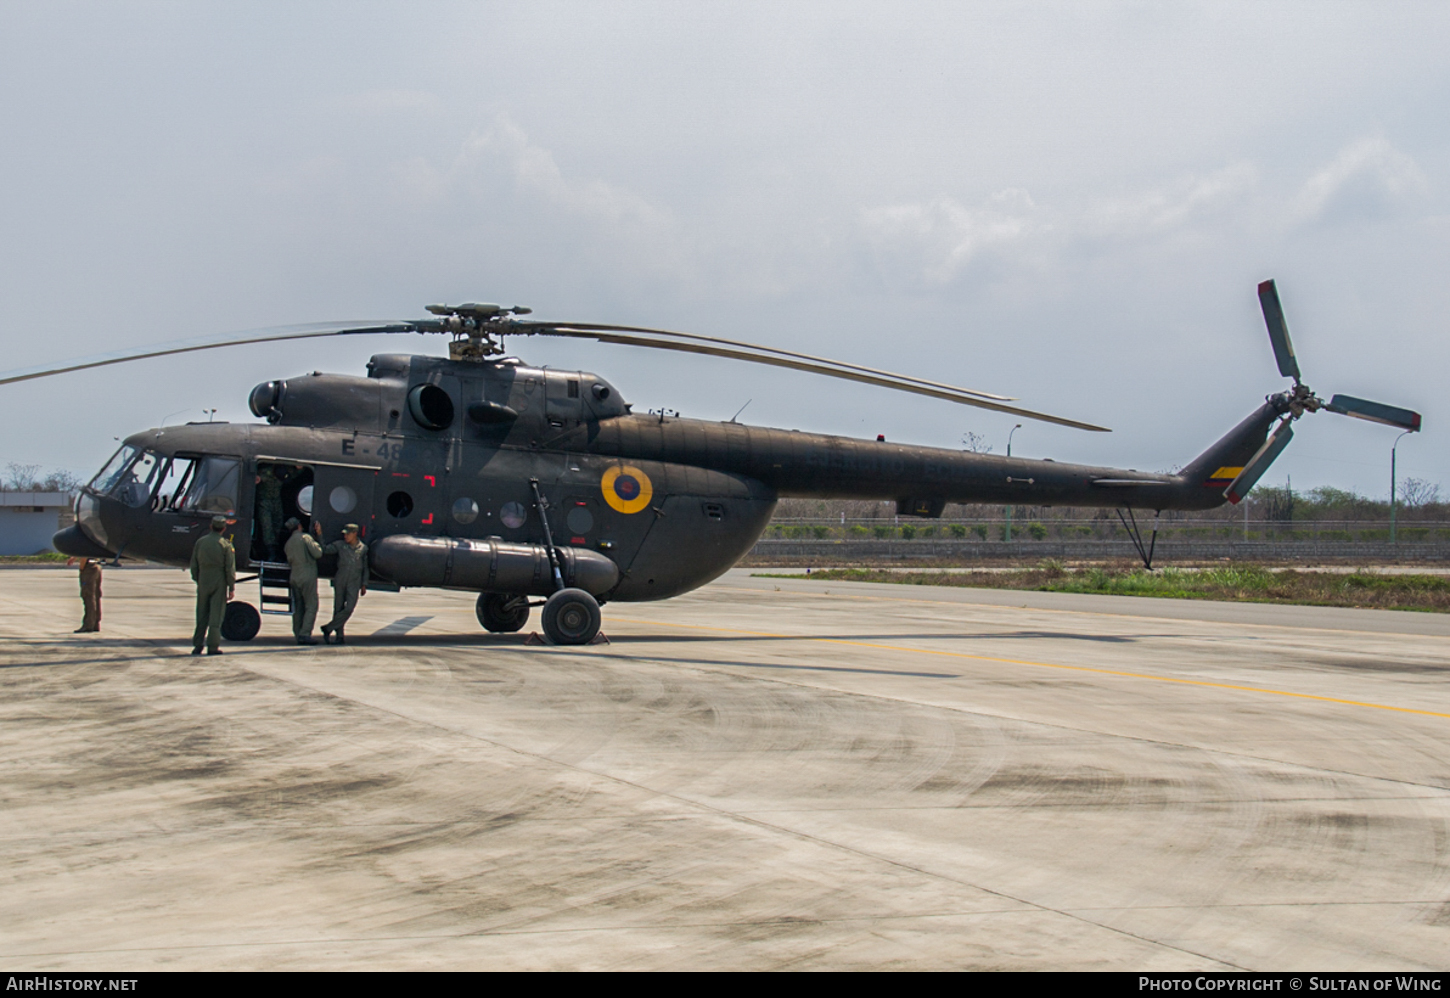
[297,485,314,515]
[406,384,455,431]
[386,491,414,518]
[566,506,593,534]
[452,497,479,524]
[500,501,527,529]
[329,486,357,514]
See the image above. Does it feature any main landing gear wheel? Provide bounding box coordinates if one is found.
[541,588,601,646]
[477,592,530,633]
[221,601,261,642]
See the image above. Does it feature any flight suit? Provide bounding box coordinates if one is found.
[321,538,367,643]
[190,530,236,653]
[77,560,102,632]
[284,528,323,642]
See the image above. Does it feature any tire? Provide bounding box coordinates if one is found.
[221,601,262,642]
[540,588,601,646]
[477,592,530,633]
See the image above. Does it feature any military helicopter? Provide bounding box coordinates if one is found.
[4,280,1420,645]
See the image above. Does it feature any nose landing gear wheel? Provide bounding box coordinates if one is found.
[541,588,601,645]
[221,601,261,642]
[477,592,530,633]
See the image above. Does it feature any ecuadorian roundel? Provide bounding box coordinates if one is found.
[601,464,653,514]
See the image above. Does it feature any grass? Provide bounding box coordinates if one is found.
[756,563,1450,613]
[0,552,69,564]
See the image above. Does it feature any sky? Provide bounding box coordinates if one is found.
[1,1,1446,498]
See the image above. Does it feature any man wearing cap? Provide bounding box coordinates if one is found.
[320,523,367,645]
[284,517,324,645]
[190,515,236,656]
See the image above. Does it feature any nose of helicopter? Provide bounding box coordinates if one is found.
[53,523,113,559]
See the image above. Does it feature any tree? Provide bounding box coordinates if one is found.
[4,463,40,490]
[1400,478,1442,507]
[961,431,993,454]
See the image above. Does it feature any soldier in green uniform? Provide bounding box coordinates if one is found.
[284,517,324,645]
[190,514,236,655]
[320,523,367,645]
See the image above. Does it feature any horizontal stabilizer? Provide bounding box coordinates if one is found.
[1090,478,1175,488]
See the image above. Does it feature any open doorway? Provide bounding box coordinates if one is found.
[252,462,314,562]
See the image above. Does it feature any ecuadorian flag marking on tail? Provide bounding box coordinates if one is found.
[1203,466,1243,487]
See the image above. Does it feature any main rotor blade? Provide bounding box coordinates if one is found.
[1257,279,1301,381]
[1224,419,1294,505]
[1325,394,1422,432]
[515,320,1016,401]
[527,325,1111,432]
[0,320,435,387]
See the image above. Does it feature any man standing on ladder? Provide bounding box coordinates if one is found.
[283,517,323,646]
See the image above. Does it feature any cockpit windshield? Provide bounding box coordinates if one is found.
[90,445,140,495]
[88,447,240,515]
[96,449,162,508]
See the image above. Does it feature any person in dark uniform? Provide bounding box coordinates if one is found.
[190,515,236,655]
[320,523,367,645]
[284,517,323,645]
[254,466,285,561]
[69,557,102,633]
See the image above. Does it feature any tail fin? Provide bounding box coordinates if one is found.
[1179,401,1286,500]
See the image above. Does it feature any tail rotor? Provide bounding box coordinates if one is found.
[1222,280,1422,504]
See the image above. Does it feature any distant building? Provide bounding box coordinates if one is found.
[0,492,73,555]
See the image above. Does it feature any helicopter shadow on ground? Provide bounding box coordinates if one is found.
[605,630,1150,645]
[203,628,1158,653]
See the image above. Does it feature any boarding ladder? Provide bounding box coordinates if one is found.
[256,561,293,616]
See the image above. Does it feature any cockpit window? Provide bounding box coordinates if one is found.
[111,450,161,508]
[152,457,198,512]
[90,445,139,495]
[177,457,240,515]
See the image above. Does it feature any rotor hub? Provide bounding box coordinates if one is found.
[426,303,532,361]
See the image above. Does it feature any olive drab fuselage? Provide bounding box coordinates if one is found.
[64,352,1271,602]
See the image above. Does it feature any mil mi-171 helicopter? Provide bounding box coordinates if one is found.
[4,280,1420,645]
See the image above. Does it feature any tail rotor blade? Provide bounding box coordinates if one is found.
[1257,279,1301,381]
[1224,420,1295,505]
[1326,394,1422,432]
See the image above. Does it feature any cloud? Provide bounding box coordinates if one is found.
[861,188,1044,284]
[1085,161,1257,239]
[1290,137,1427,224]
[456,117,670,231]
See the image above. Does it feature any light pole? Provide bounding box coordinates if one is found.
[1390,430,1411,544]
[1005,424,1022,542]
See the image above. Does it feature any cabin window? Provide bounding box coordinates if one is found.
[452,497,479,524]
[386,491,414,518]
[500,501,527,530]
[177,457,240,515]
[329,486,358,514]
